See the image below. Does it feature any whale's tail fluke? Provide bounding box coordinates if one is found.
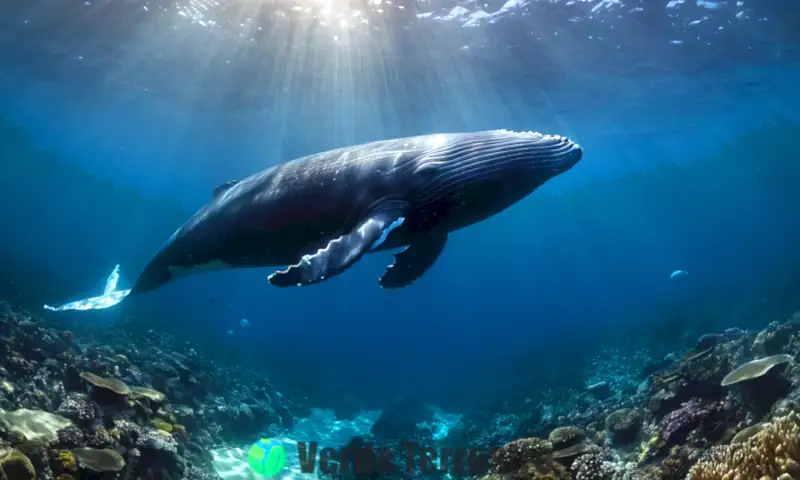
[43,265,131,312]
[103,264,121,295]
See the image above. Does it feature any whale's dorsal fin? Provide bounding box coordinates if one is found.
[267,201,409,287]
[213,180,239,198]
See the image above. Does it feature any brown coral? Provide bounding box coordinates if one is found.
[752,321,800,356]
[151,418,174,433]
[722,355,793,415]
[687,411,800,479]
[571,454,613,480]
[72,447,126,473]
[548,426,586,449]
[79,372,132,396]
[730,423,765,444]
[130,386,166,403]
[483,437,570,480]
[0,448,36,480]
[0,409,73,443]
[660,446,699,479]
[490,438,553,473]
[553,443,596,462]
[604,408,643,445]
[720,354,793,387]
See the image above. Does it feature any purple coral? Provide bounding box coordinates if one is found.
[662,399,722,444]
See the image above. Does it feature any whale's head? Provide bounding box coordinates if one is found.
[414,130,582,208]
[471,129,583,176]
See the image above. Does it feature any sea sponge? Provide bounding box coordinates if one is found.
[548,426,586,449]
[687,411,800,479]
[72,447,126,473]
[57,450,78,473]
[0,449,36,480]
[720,354,793,386]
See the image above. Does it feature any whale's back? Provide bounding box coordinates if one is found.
[169,138,423,268]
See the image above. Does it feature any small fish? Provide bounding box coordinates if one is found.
[227,330,234,335]
[240,318,251,328]
[670,269,688,280]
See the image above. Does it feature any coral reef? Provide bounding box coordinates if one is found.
[0,448,35,480]
[443,308,800,480]
[549,426,586,449]
[484,437,571,480]
[71,447,125,473]
[0,301,308,479]
[5,292,800,479]
[687,411,800,479]
[604,408,643,445]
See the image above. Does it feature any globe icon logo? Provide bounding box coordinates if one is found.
[247,438,287,477]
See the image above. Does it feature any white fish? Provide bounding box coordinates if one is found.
[44,265,130,311]
[240,318,251,328]
[670,269,688,279]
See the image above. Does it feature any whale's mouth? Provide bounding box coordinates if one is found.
[554,140,583,173]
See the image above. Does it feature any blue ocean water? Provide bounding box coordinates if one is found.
[0,0,799,477]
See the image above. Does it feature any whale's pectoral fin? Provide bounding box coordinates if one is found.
[268,204,408,287]
[379,232,448,289]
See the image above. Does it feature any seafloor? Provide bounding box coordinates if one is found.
[2,301,800,479]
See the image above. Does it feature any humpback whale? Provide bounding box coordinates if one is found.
[44,130,582,311]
